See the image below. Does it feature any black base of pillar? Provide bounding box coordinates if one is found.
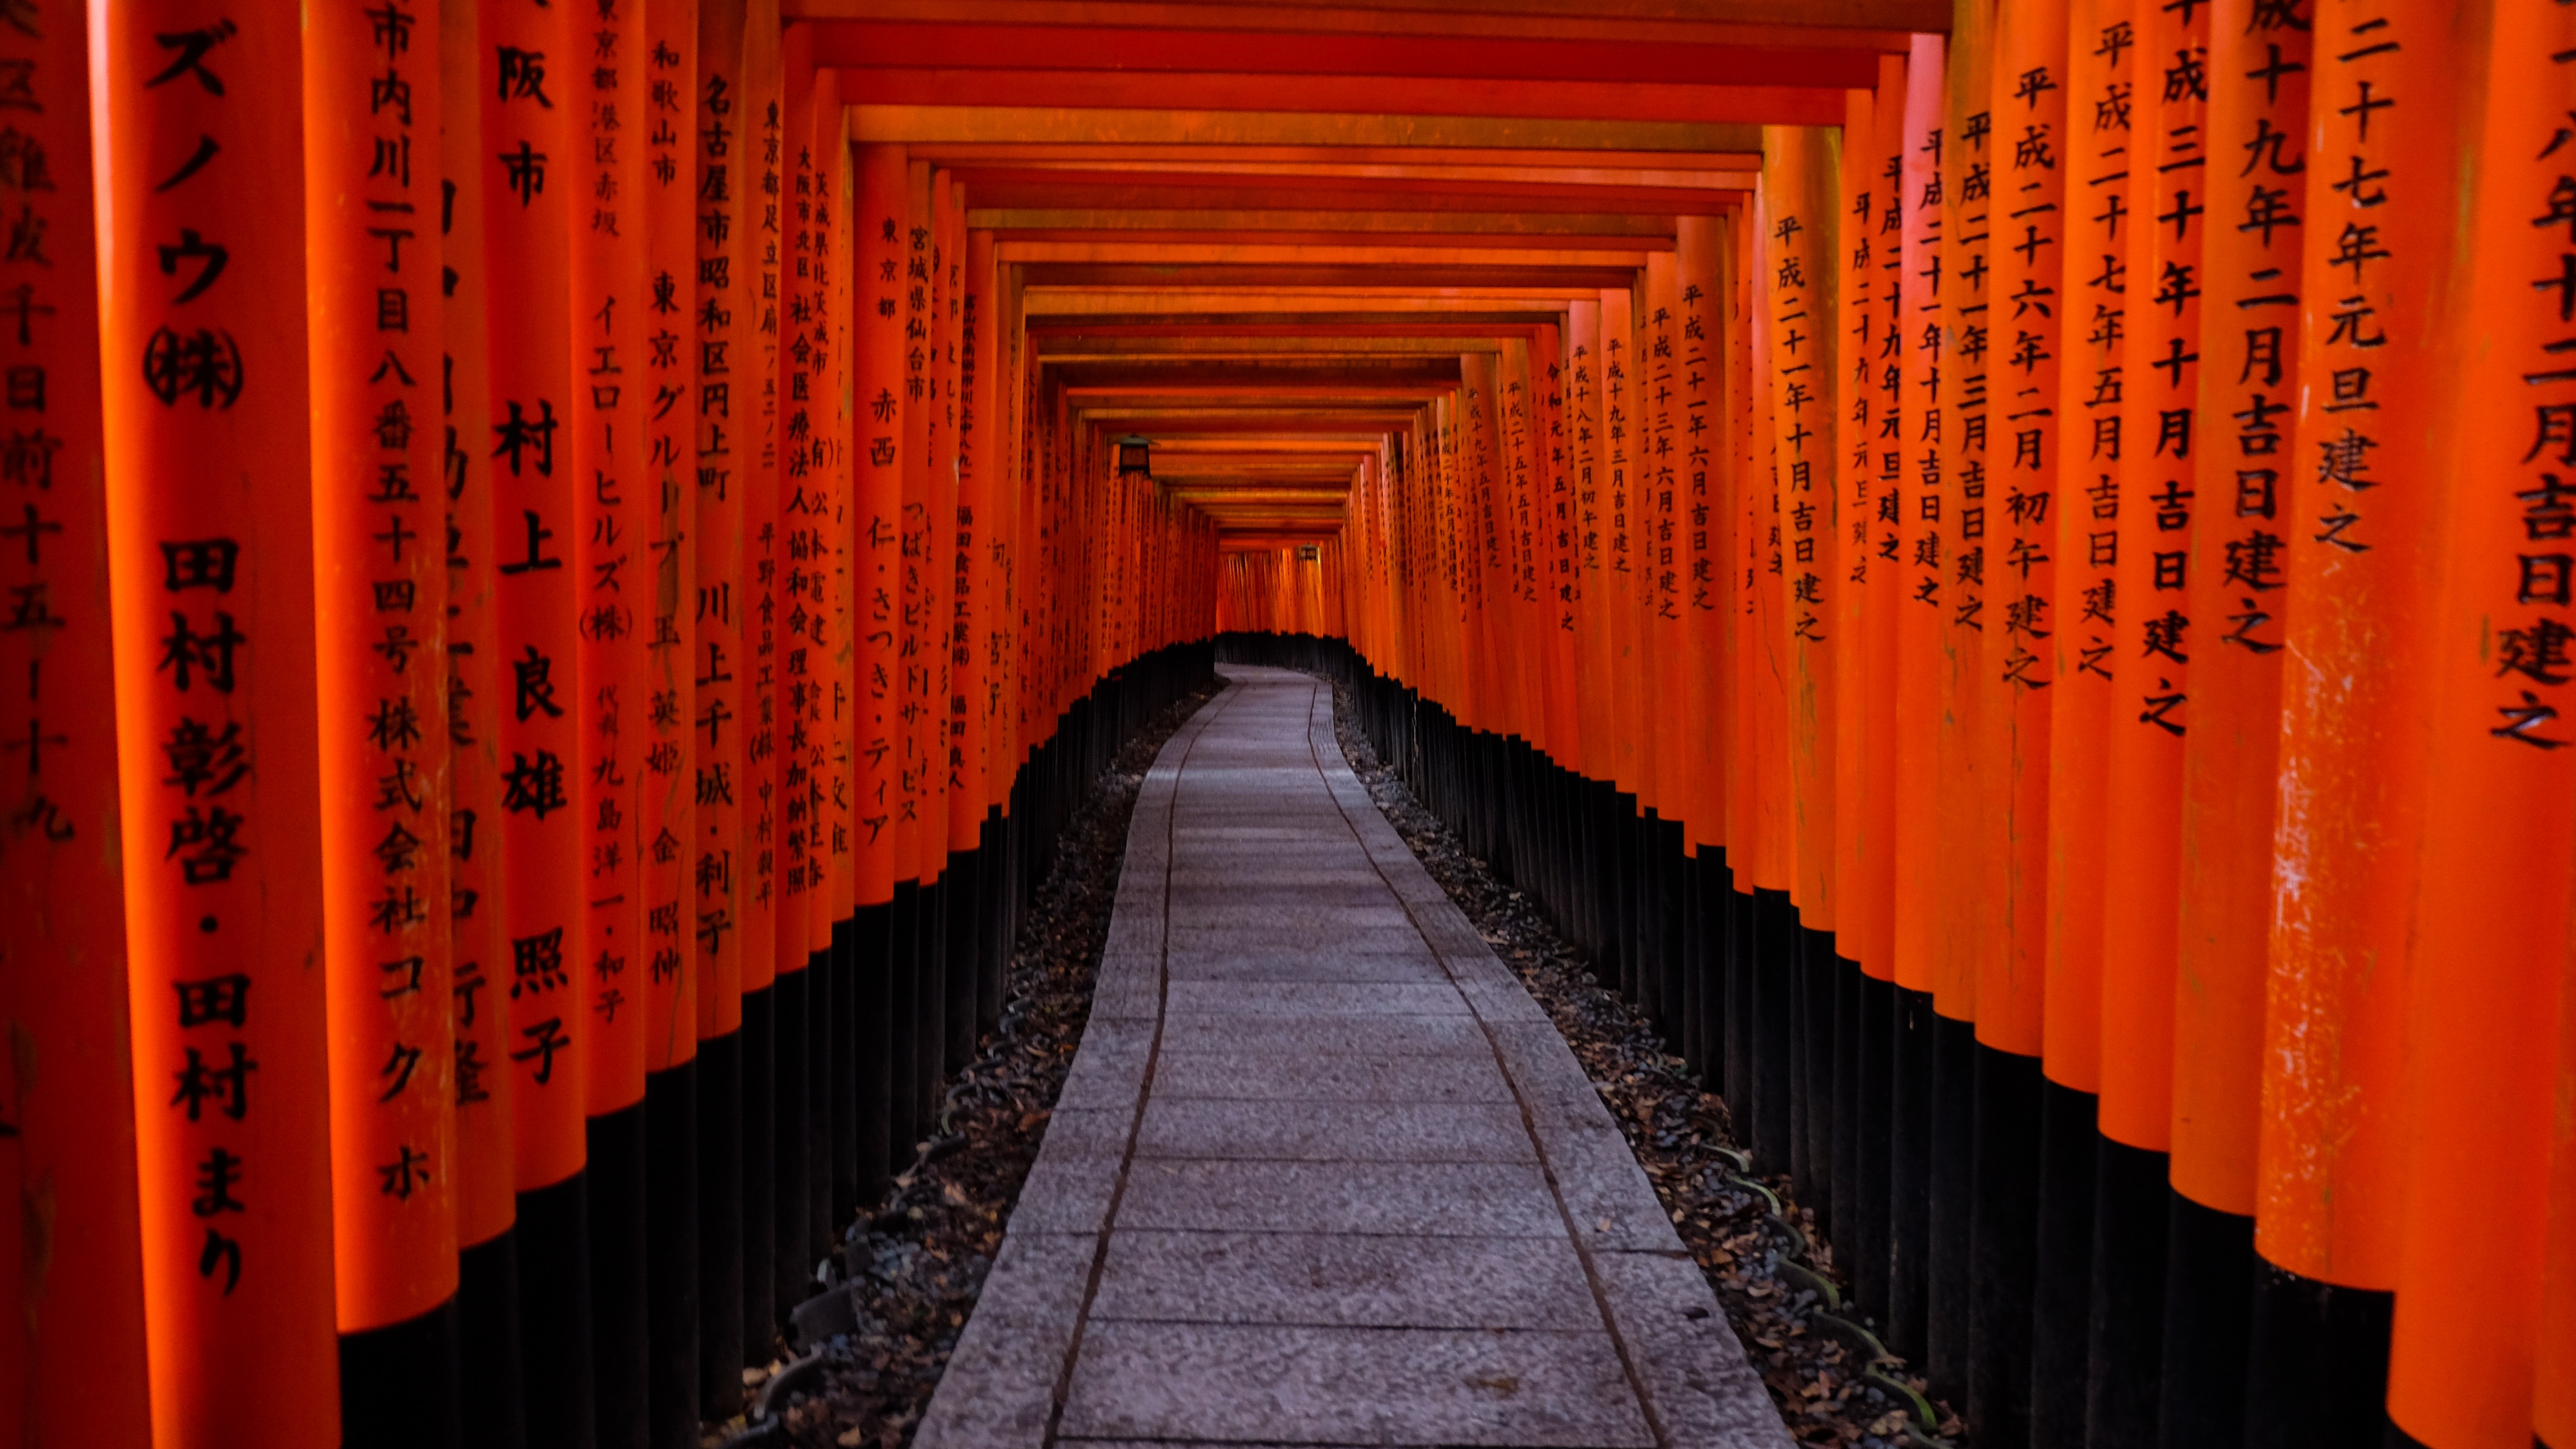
[1725,886,1756,1136]
[945,845,983,1072]
[1851,971,1896,1322]
[2086,1136,2171,1449]
[696,1030,744,1420]
[828,917,858,1234]
[2244,1261,2396,1449]
[1829,952,1862,1256]
[1926,1011,1977,1404]
[588,1103,649,1449]
[919,869,950,1149]
[1678,848,1707,1075]
[887,882,921,1175]
[516,1171,597,1449]
[854,901,895,1207]
[738,982,776,1356]
[339,1294,461,1449]
[976,810,1007,1039]
[1698,853,1729,1097]
[2157,1191,2253,1449]
[1651,817,1686,1051]
[912,876,942,1155]
[1887,985,1936,1361]
[1967,1045,2042,1446]
[645,1063,700,1449]
[1796,926,1838,1224]
[459,1228,527,1449]
[1751,888,1795,1171]
[2031,1077,2098,1449]
[808,936,835,1265]
[770,965,811,1319]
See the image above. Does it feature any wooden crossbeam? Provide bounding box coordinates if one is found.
[784,0,1941,45]
[844,105,1766,152]
[806,21,1882,89]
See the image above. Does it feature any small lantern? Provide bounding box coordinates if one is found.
[1296,544,1319,562]
[1114,434,1153,479]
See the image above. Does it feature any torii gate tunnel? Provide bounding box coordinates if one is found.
[3,1,2574,1447]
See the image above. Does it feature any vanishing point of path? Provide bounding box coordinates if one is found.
[918,666,1796,1448]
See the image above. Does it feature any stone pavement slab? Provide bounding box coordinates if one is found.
[1087,1230,1597,1328]
[1111,1159,1570,1239]
[1145,1050,1515,1104]
[1132,1097,1538,1164]
[1161,950,1454,986]
[917,665,1792,1449]
[1058,1323,1654,1446]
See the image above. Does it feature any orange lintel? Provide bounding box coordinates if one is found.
[969,160,1756,186]
[1028,320,1555,338]
[922,143,1765,172]
[843,104,1761,154]
[1078,414,1416,434]
[993,241,1659,267]
[834,71,1847,128]
[985,229,1681,252]
[1018,292,1588,314]
[782,0,1938,50]
[951,165,1749,213]
[806,21,1882,90]
[1019,262,1643,288]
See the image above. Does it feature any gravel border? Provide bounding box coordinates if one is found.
[718,679,1225,1449]
[1326,681,1969,1449]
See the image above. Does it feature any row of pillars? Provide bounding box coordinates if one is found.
[1222,3,2576,1446]
[0,1,1222,1446]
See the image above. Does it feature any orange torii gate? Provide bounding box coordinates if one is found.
[11,5,2576,1449]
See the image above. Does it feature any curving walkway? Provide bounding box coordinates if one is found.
[919,666,1793,1449]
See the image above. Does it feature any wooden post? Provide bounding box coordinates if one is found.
[0,2,152,1442]
[1980,0,2064,1069]
[436,0,522,1436]
[810,66,852,1255]
[640,3,704,1442]
[854,140,909,1190]
[2260,0,2486,1327]
[956,225,998,1045]
[99,2,338,1443]
[2172,0,2309,1233]
[1886,31,1948,1363]
[1830,59,1895,1221]
[477,0,594,1437]
[2165,0,2313,1436]
[1763,123,1841,1219]
[690,0,749,1413]
[893,153,935,1161]
[928,166,968,1092]
[1968,3,2066,1436]
[2388,1,2566,1442]
[2096,0,2211,1163]
[305,0,460,1435]
[571,0,653,1437]
[765,15,813,1326]
[1838,53,1907,1327]
[1745,182,1794,1175]
[733,0,781,1357]
[2044,0,2136,1110]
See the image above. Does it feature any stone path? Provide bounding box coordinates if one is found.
[918,666,1794,1449]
